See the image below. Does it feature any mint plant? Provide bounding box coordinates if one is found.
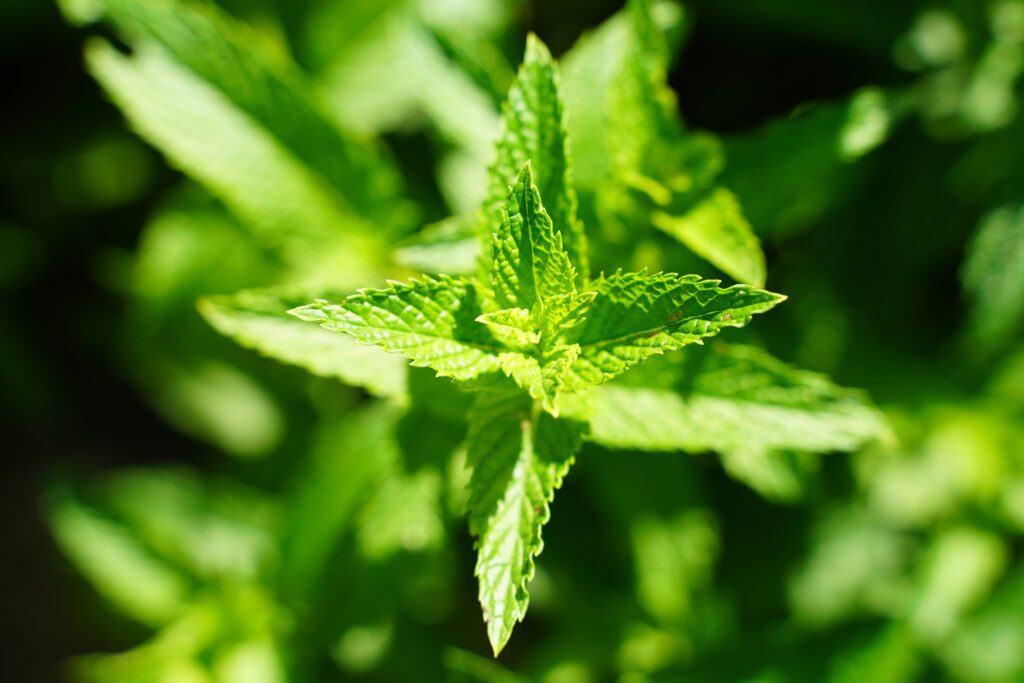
[287,34,785,653]
[48,0,907,677]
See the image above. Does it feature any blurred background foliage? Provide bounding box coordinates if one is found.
[2,0,1023,681]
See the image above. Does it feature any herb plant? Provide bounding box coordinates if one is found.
[49,0,1024,680]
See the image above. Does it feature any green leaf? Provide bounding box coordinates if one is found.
[582,344,889,460]
[564,272,785,388]
[356,468,445,560]
[484,34,587,281]
[496,344,581,413]
[98,468,279,580]
[394,214,480,276]
[283,404,401,598]
[962,203,1024,348]
[491,163,577,311]
[290,276,503,381]
[606,0,681,175]
[540,290,597,338]
[86,40,385,288]
[562,0,685,189]
[199,289,407,399]
[477,308,539,349]
[652,187,766,287]
[465,391,583,654]
[45,488,189,627]
[97,0,403,227]
[721,87,905,238]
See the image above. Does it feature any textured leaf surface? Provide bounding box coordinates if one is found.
[652,187,766,287]
[290,276,503,381]
[491,164,577,311]
[496,344,581,413]
[565,272,785,388]
[484,35,587,281]
[465,392,583,654]
[477,308,538,349]
[583,344,889,458]
[199,289,407,399]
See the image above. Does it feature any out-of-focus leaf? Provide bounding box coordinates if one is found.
[722,88,906,238]
[942,569,1024,683]
[46,489,189,627]
[719,449,820,503]
[318,12,498,157]
[861,407,1007,529]
[87,39,388,289]
[96,0,405,227]
[562,0,688,190]
[962,202,1024,348]
[443,647,530,683]
[213,639,287,683]
[73,605,220,683]
[652,187,766,287]
[199,289,408,399]
[395,215,480,276]
[789,508,914,626]
[150,360,284,458]
[826,626,922,683]
[356,469,445,560]
[632,511,719,623]
[282,404,401,597]
[99,468,279,580]
[907,526,1006,644]
[582,344,888,459]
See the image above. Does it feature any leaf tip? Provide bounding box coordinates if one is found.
[287,302,325,322]
[524,32,553,63]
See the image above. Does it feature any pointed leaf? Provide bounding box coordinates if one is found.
[652,187,766,287]
[290,276,503,381]
[465,392,583,654]
[565,272,785,388]
[491,164,577,311]
[484,35,587,281]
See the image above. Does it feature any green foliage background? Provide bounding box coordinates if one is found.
[2,0,1023,681]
